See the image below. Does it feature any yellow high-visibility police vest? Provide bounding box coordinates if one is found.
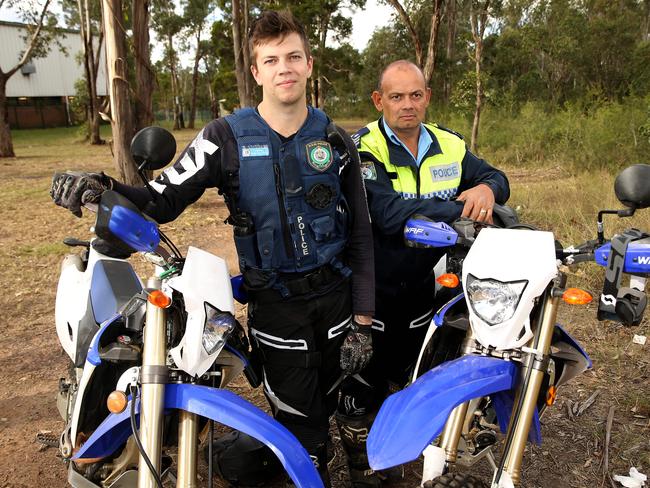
[358,120,465,200]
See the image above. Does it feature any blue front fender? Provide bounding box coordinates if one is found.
[73,384,322,488]
[367,355,517,470]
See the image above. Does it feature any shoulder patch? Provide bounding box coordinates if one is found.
[352,126,370,148]
[360,160,377,181]
[435,124,464,140]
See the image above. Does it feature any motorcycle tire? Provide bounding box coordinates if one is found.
[423,472,488,488]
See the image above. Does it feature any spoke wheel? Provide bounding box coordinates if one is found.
[423,472,488,488]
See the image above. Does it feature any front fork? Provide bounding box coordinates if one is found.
[436,286,561,487]
[138,277,199,488]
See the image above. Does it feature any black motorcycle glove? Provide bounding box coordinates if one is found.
[340,319,373,374]
[50,171,113,217]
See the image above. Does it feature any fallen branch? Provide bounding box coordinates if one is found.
[576,390,601,417]
[603,406,615,476]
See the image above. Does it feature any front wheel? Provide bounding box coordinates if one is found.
[423,472,488,488]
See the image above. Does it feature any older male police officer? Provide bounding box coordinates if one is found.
[333,60,510,486]
[50,10,374,486]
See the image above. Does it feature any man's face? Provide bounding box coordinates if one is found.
[251,33,313,106]
[371,65,431,133]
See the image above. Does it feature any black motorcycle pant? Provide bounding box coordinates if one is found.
[247,277,351,464]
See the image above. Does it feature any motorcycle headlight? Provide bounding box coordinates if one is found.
[466,274,527,326]
[202,304,236,355]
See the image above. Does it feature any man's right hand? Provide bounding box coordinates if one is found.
[50,171,113,217]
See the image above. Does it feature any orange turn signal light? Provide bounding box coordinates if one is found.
[107,390,128,414]
[562,288,592,305]
[546,385,557,406]
[148,290,171,308]
[436,273,460,288]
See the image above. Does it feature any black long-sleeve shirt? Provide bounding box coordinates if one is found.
[114,116,375,315]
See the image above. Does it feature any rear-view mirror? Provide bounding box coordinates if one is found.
[614,164,650,209]
[130,127,177,171]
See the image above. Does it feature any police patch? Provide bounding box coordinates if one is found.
[305,141,333,172]
[241,144,270,158]
[430,162,460,182]
[360,161,377,180]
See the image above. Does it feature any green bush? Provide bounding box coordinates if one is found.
[430,97,650,171]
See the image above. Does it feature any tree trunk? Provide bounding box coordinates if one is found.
[167,33,181,130]
[386,0,423,67]
[0,76,14,158]
[188,31,201,129]
[422,0,444,87]
[471,39,482,153]
[443,0,457,103]
[242,0,254,106]
[78,0,104,145]
[101,0,138,185]
[133,0,155,133]
[469,1,490,153]
[232,0,250,108]
[208,79,219,119]
[316,12,329,108]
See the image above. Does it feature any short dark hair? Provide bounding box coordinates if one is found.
[248,10,311,65]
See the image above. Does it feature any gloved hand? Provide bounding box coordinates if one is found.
[340,319,373,374]
[50,171,113,217]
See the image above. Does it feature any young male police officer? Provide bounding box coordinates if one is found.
[50,10,374,485]
[334,60,510,486]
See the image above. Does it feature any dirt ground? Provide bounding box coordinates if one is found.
[0,127,647,488]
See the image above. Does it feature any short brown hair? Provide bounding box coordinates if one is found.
[248,10,311,64]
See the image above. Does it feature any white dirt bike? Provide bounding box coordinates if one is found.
[53,127,323,488]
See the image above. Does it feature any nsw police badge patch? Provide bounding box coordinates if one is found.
[360,161,377,180]
[305,141,333,172]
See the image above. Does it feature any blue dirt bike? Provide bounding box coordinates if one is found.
[366,165,650,488]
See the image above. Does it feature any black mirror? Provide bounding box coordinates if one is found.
[130,127,176,171]
[615,164,650,209]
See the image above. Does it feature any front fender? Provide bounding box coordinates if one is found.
[73,384,322,488]
[367,355,517,470]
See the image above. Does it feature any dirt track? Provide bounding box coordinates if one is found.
[0,128,647,488]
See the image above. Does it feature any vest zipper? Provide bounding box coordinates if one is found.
[416,165,422,198]
[273,163,295,259]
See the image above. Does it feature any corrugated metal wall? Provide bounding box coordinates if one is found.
[0,21,107,97]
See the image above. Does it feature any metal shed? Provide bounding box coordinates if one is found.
[0,21,107,129]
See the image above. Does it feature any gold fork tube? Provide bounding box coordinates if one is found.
[502,294,560,485]
[439,401,470,464]
[176,411,199,488]
[138,278,167,488]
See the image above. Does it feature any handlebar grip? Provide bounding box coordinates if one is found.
[63,237,90,248]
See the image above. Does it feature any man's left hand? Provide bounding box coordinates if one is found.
[457,184,495,223]
[340,316,373,374]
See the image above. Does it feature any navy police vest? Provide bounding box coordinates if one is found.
[224,107,349,279]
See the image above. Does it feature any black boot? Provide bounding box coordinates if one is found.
[335,412,382,488]
[285,442,331,488]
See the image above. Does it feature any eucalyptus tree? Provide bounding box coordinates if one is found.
[182,0,217,128]
[151,0,185,129]
[61,0,105,144]
[0,0,57,157]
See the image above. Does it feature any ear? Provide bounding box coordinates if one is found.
[371,91,383,112]
[306,55,313,78]
[251,63,262,86]
[425,87,432,105]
